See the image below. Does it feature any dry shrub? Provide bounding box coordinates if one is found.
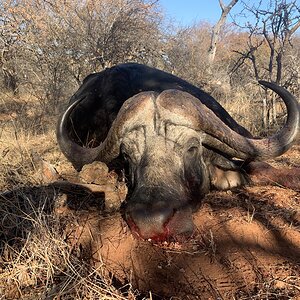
[219,83,295,138]
[222,86,263,135]
[219,84,283,137]
[0,92,62,190]
[0,123,55,189]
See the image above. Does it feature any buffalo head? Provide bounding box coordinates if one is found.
[57,64,299,241]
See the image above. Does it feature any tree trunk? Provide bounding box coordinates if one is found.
[208,0,239,65]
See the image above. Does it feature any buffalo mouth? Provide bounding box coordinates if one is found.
[126,209,195,242]
[123,187,195,242]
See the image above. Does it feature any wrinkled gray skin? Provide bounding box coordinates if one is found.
[57,63,300,241]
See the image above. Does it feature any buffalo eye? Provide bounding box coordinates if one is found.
[185,137,200,157]
[122,152,130,161]
[186,145,199,157]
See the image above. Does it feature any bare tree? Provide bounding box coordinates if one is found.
[230,0,300,129]
[208,0,239,65]
[0,1,25,93]
[0,0,163,112]
[164,23,212,86]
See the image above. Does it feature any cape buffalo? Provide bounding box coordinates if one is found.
[57,63,299,241]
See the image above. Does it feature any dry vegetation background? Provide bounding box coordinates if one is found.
[0,0,300,299]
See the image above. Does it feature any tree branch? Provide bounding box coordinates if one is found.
[208,0,239,65]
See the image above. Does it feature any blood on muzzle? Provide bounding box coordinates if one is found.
[125,196,195,241]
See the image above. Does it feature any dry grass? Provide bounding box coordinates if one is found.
[0,185,131,299]
[0,92,54,188]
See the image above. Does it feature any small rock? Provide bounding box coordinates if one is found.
[106,170,119,185]
[31,152,60,183]
[40,160,60,183]
[79,161,109,184]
